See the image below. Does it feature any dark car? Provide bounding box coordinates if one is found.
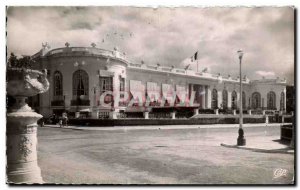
[44,115,59,125]
[37,118,45,127]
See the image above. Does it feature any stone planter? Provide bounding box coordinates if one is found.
[6,68,49,184]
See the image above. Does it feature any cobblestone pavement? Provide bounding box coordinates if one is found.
[37,125,294,184]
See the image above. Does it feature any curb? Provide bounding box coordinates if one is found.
[220,143,294,154]
[41,123,288,131]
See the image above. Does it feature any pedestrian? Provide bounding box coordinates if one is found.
[59,118,63,128]
[62,112,68,127]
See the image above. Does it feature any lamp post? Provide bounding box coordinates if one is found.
[237,50,246,146]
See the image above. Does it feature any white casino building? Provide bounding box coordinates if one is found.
[29,43,287,119]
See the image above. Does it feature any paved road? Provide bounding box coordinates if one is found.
[37,125,294,184]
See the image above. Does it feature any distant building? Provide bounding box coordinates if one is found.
[29,43,288,119]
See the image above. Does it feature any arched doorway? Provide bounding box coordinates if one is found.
[222,90,228,109]
[251,92,261,109]
[211,89,218,109]
[231,91,237,109]
[267,91,276,110]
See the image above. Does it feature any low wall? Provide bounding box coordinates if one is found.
[68,116,266,127]
[268,115,293,123]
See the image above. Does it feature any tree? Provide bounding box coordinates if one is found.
[7,53,36,69]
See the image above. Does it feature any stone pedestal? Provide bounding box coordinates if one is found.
[7,97,43,184]
[6,68,49,184]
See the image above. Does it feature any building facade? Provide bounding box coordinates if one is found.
[30,43,287,119]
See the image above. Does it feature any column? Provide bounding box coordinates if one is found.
[283,88,287,111]
[217,90,222,109]
[228,91,232,109]
[113,74,119,109]
[206,86,211,109]
[201,85,206,109]
[237,91,240,111]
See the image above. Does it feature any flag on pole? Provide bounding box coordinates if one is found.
[191,51,198,62]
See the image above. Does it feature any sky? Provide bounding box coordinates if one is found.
[6,6,295,84]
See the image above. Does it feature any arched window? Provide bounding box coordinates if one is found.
[53,71,63,96]
[222,90,228,109]
[211,89,218,109]
[280,91,285,111]
[242,91,246,109]
[73,69,89,98]
[267,91,276,110]
[252,92,261,109]
[231,91,237,109]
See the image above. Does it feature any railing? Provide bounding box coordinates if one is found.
[161,67,172,72]
[47,47,127,60]
[99,112,110,119]
[53,95,64,101]
[51,100,65,106]
[146,65,158,70]
[71,99,90,106]
[149,112,172,119]
[119,101,128,107]
[251,110,263,115]
[127,62,250,84]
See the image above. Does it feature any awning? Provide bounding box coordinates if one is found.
[147,82,160,101]
[79,108,92,112]
[162,84,174,98]
[130,80,145,101]
[176,85,187,103]
[99,70,114,77]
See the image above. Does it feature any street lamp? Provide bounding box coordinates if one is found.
[237,50,246,146]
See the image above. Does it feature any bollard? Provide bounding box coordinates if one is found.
[144,111,149,119]
[248,110,252,115]
[194,108,199,115]
[215,109,219,115]
[265,116,269,124]
[75,112,80,118]
[171,111,176,119]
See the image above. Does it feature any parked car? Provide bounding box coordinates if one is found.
[44,115,59,125]
[37,118,45,127]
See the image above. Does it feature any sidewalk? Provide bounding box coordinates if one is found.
[220,134,294,154]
